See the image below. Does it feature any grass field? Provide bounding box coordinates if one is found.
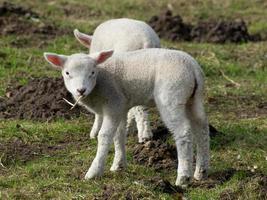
[0,0,266,199]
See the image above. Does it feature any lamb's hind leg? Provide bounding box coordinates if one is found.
[85,113,121,179]
[128,106,153,143]
[110,118,127,171]
[191,98,210,181]
[155,97,193,187]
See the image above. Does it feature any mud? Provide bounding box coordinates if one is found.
[0,77,87,121]
[150,177,184,194]
[0,2,69,47]
[149,10,261,43]
[132,124,221,170]
[133,140,177,170]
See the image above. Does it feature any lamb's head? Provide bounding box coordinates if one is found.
[43,50,113,98]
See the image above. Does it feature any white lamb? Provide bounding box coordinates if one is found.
[73,18,161,143]
[43,48,210,187]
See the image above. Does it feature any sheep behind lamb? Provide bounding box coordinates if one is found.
[73,18,161,143]
[43,48,210,187]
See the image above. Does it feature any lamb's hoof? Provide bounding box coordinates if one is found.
[110,162,127,172]
[194,169,208,181]
[84,167,103,180]
[90,135,97,139]
[175,176,191,188]
[138,134,153,143]
[89,132,98,139]
[138,138,149,143]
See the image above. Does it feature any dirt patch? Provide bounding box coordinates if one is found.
[93,185,117,200]
[149,10,262,43]
[93,185,145,200]
[0,132,89,167]
[133,140,177,170]
[0,138,56,166]
[0,77,87,121]
[192,168,236,189]
[192,168,267,198]
[219,171,267,199]
[150,177,184,194]
[132,124,221,170]
[0,2,70,47]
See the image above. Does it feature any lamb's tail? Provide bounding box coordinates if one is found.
[191,63,205,99]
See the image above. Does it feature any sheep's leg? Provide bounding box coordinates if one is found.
[191,98,210,181]
[110,118,127,171]
[129,106,153,143]
[126,108,136,134]
[85,114,120,179]
[89,114,103,139]
[155,94,193,187]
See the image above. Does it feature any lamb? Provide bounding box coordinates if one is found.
[43,48,210,187]
[73,18,161,143]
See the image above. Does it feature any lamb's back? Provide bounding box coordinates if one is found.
[101,48,200,105]
[90,18,160,53]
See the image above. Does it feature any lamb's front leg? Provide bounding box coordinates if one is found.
[110,118,127,171]
[90,114,103,139]
[85,114,120,179]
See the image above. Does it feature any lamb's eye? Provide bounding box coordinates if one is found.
[66,71,69,75]
[91,71,95,75]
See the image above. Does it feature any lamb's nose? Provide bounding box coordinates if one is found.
[77,88,86,95]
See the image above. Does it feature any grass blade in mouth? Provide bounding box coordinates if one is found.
[63,96,83,110]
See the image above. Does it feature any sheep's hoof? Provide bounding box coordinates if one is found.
[110,162,127,171]
[89,131,98,139]
[84,167,103,179]
[175,176,191,188]
[138,133,153,143]
[194,169,208,181]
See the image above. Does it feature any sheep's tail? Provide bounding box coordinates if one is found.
[191,63,205,99]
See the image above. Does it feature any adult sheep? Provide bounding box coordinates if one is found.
[43,48,210,187]
[73,18,161,143]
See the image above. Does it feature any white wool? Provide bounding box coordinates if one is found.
[90,18,160,53]
[74,18,160,142]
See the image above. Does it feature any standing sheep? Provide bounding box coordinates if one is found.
[73,18,161,143]
[43,48,210,187]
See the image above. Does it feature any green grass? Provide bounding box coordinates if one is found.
[0,0,267,199]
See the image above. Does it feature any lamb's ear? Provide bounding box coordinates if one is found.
[90,50,114,65]
[73,29,92,48]
[43,52,67,70]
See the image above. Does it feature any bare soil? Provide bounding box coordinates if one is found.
[133,140,177,170]
[149,10,262,43]
[0,131,89,167]
[219,171,267,200]
[0,77,86,121]
[93,184,145,200]
[0,2,70,47]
